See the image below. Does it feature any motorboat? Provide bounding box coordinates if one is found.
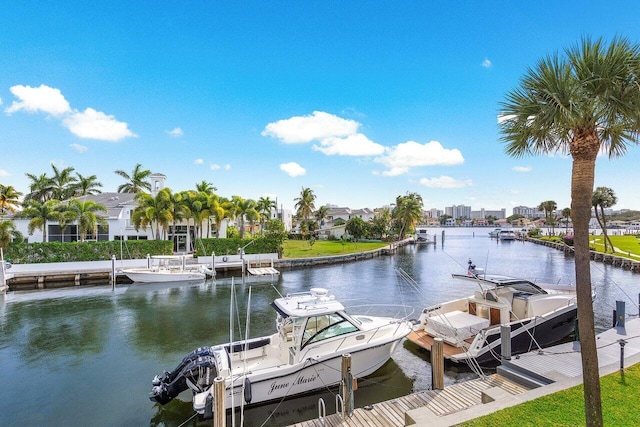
[149,288,412,418]
[121,255,209,283]
[407,260,580,365]
[488,228,501,238]
[414,225,433,244]
[498,229,516,241]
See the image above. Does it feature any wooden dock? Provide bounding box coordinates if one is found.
[287,374,530,427]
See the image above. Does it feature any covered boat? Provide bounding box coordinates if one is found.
[149,288,411,418]
[121,255,208,283]
[407,260,581,365]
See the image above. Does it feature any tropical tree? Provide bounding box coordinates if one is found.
[294,187,316,222]
[0,220,23,251]
[66,198,108,241]
[314,205,329,228]
[50,165,78,200]
[115,163,152,193]
[369,208,392,240]
[16,199,63,242]
[131,189,172,240]
[195,180,217,194]
[499,36,640,427]
[345,217,368,242]
[0,185,23,215]
[392,192,423,239]
[73,173,103,197]
[561,207,572,233]
[208,195,229,238]
[257,197,277,231]
[166,190,187,243]
[186,191,210,241]
[24,172,54,202]
[231,196,259,239]
[538,200,558,235]
[592,187,617,253]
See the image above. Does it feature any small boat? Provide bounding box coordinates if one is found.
[121,255,207,283]
[414,225,433,244]
[407,260,580,365]
[149,288,412,418]
[488,228,501,238]
[498,229,516,241]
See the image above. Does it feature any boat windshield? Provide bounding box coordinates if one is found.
[505,280,547,295]
[301,313,358,349]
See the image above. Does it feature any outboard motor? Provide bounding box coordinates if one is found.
[150,347,218,405]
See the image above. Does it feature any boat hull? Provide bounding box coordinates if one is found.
[121,269,205,283]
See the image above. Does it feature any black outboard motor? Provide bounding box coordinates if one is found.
[150,346,218,405]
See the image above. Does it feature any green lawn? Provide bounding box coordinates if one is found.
[462,362,640,426]
[281,239,389,258]
[589,234,640,260]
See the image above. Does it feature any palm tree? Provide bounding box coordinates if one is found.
[132,189,172,240]
[166,189,187,243]
[538,200,558,235]
[50,165,78,200]
[314,205,329,228]
[115,163,152,193]
[256,197,276,232]
[73,173,103,197]
[499,36,640,427]
[0,185,23,216]
[24,172,54,202]
[231,196,259,239]
[0,220,23,251]
[592,187,617,253]
[195,180,217,194]
[208,195,229,238]
[294,187,316,235]
[16,199,63,242]
[67,198,108,241]
[392,192,423,239]
[561,207,572,234]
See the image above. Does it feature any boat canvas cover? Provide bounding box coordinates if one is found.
[426,310,490,344]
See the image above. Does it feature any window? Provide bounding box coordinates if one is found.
[302,313,359,349]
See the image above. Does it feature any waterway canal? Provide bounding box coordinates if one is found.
[1,228,638,426]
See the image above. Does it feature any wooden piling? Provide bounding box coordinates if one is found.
[431,338,444,390]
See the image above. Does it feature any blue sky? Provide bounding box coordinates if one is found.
[3,1,640,213]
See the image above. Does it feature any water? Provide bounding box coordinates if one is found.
[1,228,639,426]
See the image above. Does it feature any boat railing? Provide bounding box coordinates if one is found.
[346,304,415,321]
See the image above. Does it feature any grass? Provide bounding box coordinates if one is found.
[281,239,389,258]
[588,234,640,260]
[462,362,640,426]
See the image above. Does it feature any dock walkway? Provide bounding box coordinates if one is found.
[289,318,640,427]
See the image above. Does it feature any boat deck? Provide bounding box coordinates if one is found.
[288,374,530,427]
[406,330,470,356]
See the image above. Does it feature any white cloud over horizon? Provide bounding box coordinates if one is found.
[194,158,204,165]
[280,162,306,177]
[312,133,384,156]
[419,175,474,188]
[262,111,359,144]
[166,127,184,137]
[375,140,464,176]
[5,84,136,142]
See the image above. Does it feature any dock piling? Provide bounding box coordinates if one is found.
[213,376,225,427]
[500,324,511,361]
[431,338,444,390]
[341,354,354,417]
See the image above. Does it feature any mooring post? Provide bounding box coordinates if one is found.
[341,353,353,417]
[441,230,445,246]
[616,300,626,327]
[111,255,116,288]
[213,376,225,427]
[500,324,511,360]
[619,339,627,373]
[146,254,151,269]
[431,338,444,390]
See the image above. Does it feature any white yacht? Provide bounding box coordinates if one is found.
[149,288,412,418]
[121,255,208,283]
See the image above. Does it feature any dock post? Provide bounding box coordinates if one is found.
[146,254,151,269]
[111,255,116,288]
[619,339,628,373]
[441,230,445,246]
[341,353,354,417]
[616,301,626,327]
[213,376,225,427]
[500,324,511,360]
[431,338,444,390]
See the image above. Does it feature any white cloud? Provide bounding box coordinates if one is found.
[194,158,204,165]
[70,143,88,153]
[482,58,492,68]
[166,127,184,137]
[0,170,9,177]
[0,97,2,105]
[419,176,474,188]
[262,111,359,144]
[312,133,385,156]
[5,84,71,116]
[280,162,306,177]
[375,140,464,176]
[224,164,231,171]
[62,108,137,141]
[512,165,532,172]
[210,163,220,171]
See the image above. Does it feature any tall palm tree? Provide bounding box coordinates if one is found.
[115,163,152,193]
[0,185,23,215]
[132,189,172,240]
[208,195,229,238]
[294,187,316,223]
[499,36,640,427]
[24,172,54,202]
[166,189,187,243]
[67,198,108,241]
[16,199,63,242]
[538,200,558,235]
[73,173,103,197]
[256,196,276,231]
[0,220,23,251]
[231,196,259,239]
[392,192,423,239]
[50,164,78,200]
[561,207,572,233]
[314,205,329,228]
[195,180,217,194]
[592,187,617,253]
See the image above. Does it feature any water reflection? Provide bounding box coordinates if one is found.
[1,229,639,426]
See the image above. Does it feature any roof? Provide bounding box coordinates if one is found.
[75,193,137,218]
[271,288,345,318]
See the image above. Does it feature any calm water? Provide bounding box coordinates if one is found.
[1,228,639,427]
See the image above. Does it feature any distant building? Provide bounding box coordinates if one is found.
[471,208,506,220]
[325,206,376,225]
[512,206,545,218]
[445,205,471,220]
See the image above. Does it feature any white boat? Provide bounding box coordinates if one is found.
[149,288,412,418]
[121,255,207,283]
[1,249,12,292]
[498,229,516,241]
[407,260,580,365]
[488,228,501,238]
[414,225,433,244]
